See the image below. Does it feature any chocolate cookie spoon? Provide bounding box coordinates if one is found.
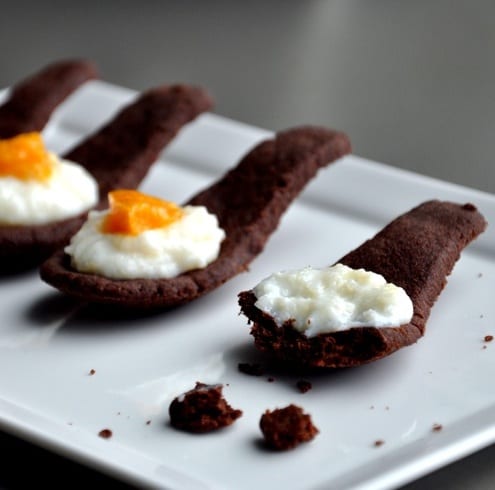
[0,83,212,271]
[239,200,487,368]
[0,58,98,138]
[40,126,351,307]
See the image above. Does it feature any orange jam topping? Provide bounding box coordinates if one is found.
[0,132,54,181]
[102,190,184,235]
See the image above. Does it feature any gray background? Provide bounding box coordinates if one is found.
[1,1,494,488]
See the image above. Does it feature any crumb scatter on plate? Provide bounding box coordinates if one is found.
[296,379,312,393]
[169,382,242,433]
[259,404,318,450]
[98,428,113,439]
[238,362,265,376]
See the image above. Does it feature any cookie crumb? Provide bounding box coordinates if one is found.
[432,423,443,432]
[484,335,493,342]
[169,382,242,433]
[374,439,385,447]
[462,203,477,212]
[260,404,318,450]
[238,362,265,376]
[296,379,312,393]
[88,369,96,376]
[98,429,112,439]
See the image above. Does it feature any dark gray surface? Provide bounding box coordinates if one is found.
[1,1,494,488]
[2,0,495,194]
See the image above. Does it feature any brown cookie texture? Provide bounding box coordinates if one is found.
[0,59,98,138]
[260,404,318,450]
[40,125,351,307]
[239,200,487,368]
[1,84,212,272]
[169,382,242,433]
[64,84,213,203]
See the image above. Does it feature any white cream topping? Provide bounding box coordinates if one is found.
[253,263,414,336]
[0,153,98,225]
[65,205,226,279]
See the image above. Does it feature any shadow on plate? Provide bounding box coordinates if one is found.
[224,336,416,395]
[23,289,194,334]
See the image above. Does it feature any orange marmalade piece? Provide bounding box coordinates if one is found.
[102,190,184,235]
[0,132,54,181]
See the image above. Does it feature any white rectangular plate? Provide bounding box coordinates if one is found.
[1,81,494,489]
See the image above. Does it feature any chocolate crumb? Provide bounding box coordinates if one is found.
[374,439,385,447]
[432,423,443,432]
[260,404,318,450]
[370,405,375,410]
[98,429,112,439]
[238,362,265,376]
[267,377,275,383]
[169,382,242,433]
[484,335,493,342]
[146,420,151,425]
[483,345,488,350]
[478,272,483,278]
[88,369,96,376]
[296,379,312,393]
